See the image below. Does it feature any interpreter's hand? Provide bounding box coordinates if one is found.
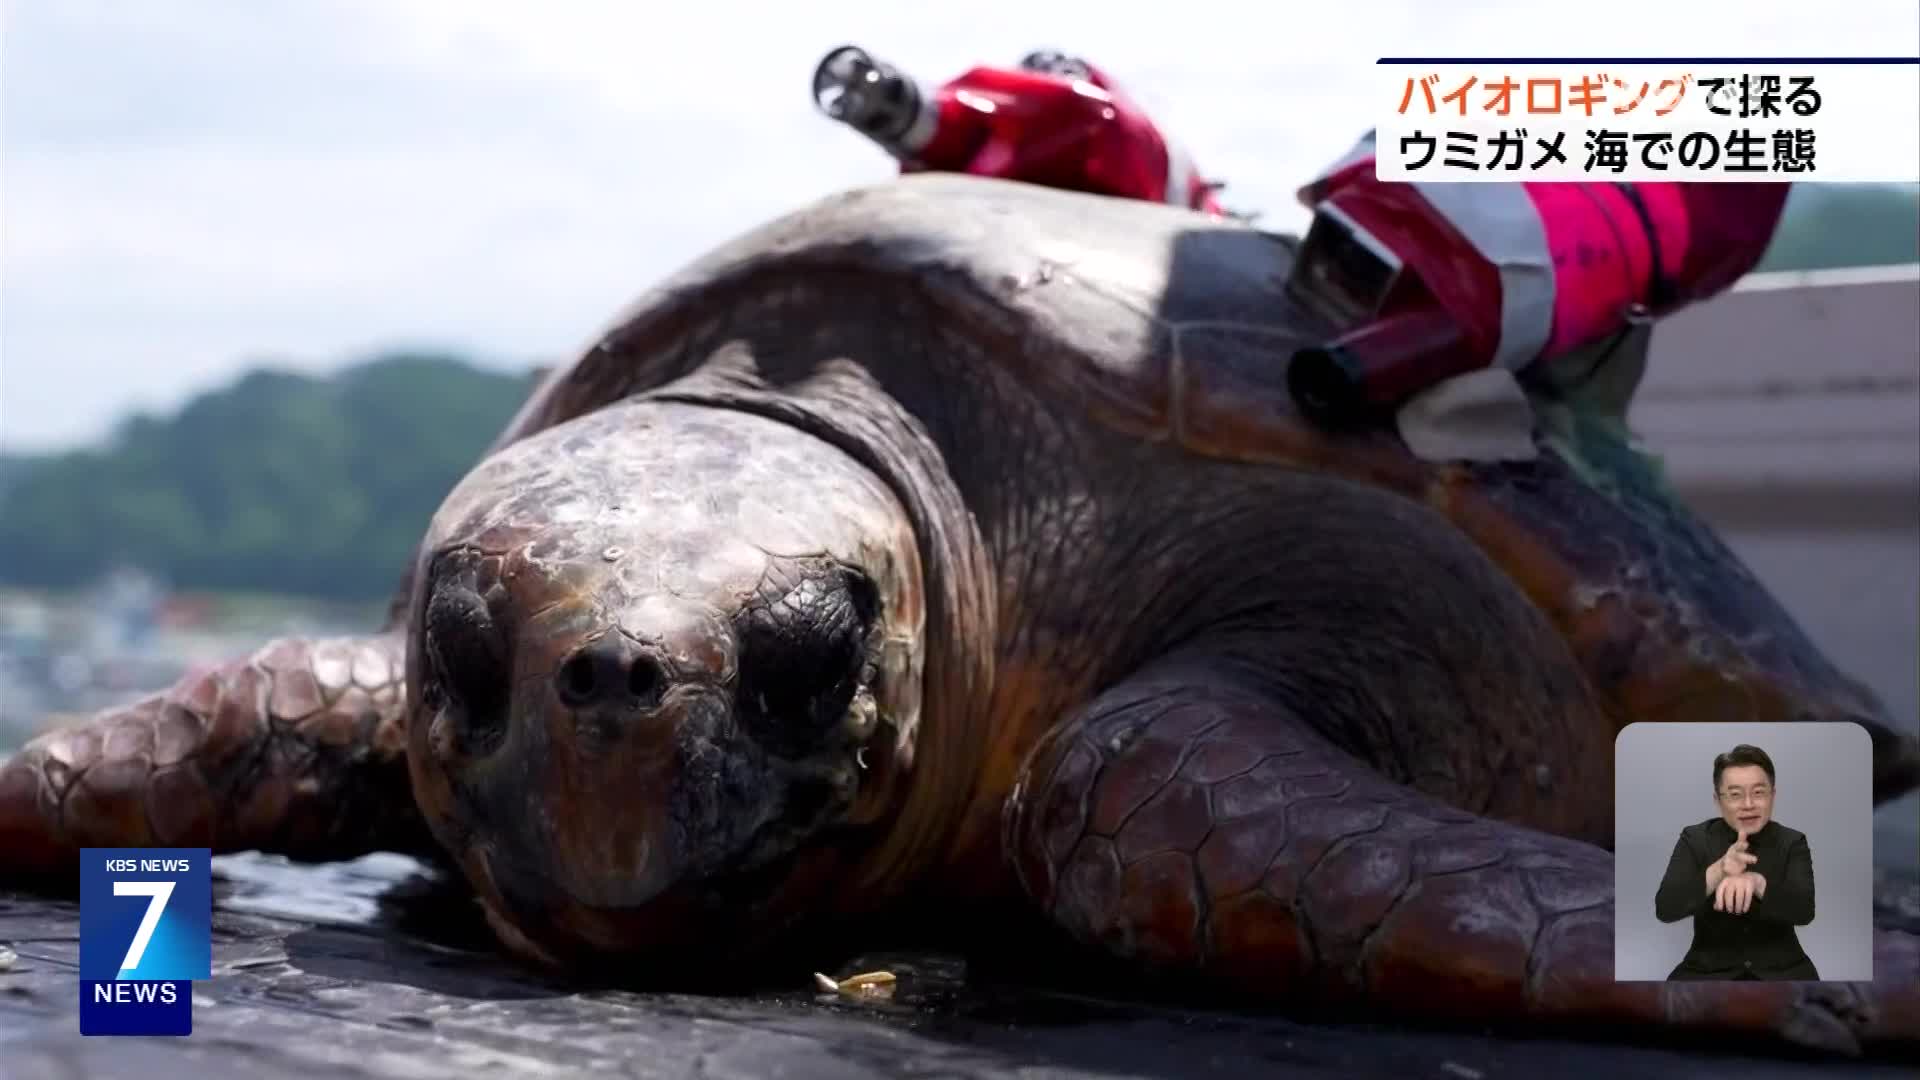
[1717,831,1757,879]
[1715,871,1760,914]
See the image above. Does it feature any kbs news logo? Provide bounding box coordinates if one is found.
[78,847,212,1035]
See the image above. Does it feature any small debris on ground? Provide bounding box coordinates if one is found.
[813,970,898,1001]
[1440,1062,1485,1080]
[0,945,16,972]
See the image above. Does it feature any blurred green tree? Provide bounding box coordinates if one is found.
[0,354,543,601]
[1753,182,1920,271]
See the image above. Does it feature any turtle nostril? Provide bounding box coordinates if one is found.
[628,655,664,705]
[557,652,603,708]
[557,639,667,711]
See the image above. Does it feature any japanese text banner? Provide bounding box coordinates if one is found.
[1375,61,1919,182]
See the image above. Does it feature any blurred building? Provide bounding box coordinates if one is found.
[1631,263,1920,733]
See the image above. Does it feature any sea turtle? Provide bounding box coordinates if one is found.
[3,174,1916,1056]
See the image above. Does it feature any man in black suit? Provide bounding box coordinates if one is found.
[1654,743,1819,980]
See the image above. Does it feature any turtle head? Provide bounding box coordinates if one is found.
[404,400,928,974]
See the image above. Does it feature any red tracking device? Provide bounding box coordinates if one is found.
[813,55,1791,430]
[1282,135,1793,425]
[812,45,1227,216]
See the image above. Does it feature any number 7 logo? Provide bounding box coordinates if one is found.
[113,881,175,973]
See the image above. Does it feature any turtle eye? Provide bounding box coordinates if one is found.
[735,566,880,754]
[425,584,510,754]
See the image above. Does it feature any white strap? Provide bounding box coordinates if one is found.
[1164,140,1197,207]
[1408,181,1556,371]
[1307,130,1556,372]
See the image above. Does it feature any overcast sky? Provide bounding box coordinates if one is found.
[3,0,1916,451]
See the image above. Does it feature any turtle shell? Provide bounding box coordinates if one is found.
[495,174,1889,746]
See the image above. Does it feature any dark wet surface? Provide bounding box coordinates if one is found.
[3,849,1918,1079]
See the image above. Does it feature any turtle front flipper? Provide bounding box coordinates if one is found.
[1005,653,1919,1057]
[0,633,432,881]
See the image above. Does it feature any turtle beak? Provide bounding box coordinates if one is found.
[522,666,747,909]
